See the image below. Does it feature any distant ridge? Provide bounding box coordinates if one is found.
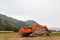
[0,14,38,31]
[25,20,38,26]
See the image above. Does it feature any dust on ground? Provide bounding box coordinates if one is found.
[0,36,60,40]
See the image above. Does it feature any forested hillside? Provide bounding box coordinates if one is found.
[0,14,38,32]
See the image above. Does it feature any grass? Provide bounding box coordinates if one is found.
[51,32,60,37]
[0,33,17,40]
[0,32,60,40]
[0,33,17,37]
[0,32,60,37]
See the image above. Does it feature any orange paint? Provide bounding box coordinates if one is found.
[18,24,50,34]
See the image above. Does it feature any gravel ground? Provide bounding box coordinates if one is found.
[0,36,60,40]
[9,37,60,40]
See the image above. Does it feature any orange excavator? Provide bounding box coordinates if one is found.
[18,24,51,37]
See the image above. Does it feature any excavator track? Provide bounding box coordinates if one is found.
[21,32,33,37]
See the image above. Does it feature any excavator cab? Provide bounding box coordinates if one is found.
[35,28,45,31]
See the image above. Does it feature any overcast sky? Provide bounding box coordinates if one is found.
[0,0,60,30]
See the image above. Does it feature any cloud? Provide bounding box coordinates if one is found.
[0,0,60,30]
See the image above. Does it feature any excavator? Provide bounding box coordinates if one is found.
[18,24,51,37]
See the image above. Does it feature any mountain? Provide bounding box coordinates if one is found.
[0,14,29,27]
[0,14,38,31]
[0,14,28,31]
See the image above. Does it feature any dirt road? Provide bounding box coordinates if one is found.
[1,36,60,40]
[9,36,60,40]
